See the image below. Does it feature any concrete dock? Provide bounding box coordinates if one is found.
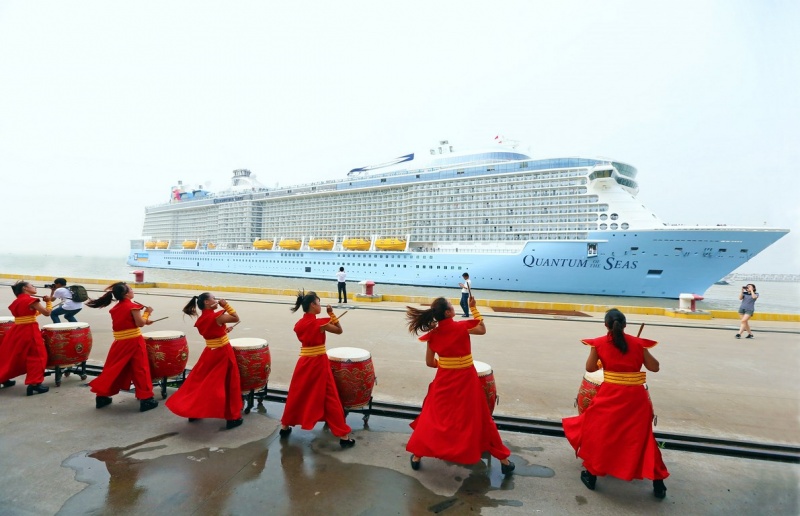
[0,281,798,515]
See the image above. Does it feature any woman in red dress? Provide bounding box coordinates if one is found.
[0,281,53,395]
[279,290,355,448]
[86,282,159,412]
[165,292,243,429]
[405,296,515,474]
[562,308,669,499]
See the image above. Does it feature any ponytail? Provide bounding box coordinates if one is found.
[406,297,450,335]
[291,290,318,313]
[11,281,29,297]
[182,295,200,317]
[86,282,128,309]
[604,308,628,354]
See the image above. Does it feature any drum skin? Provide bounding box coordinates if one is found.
[328,347,376,410]
[231,338,271,391]
[42,323,93,368]
[144,331,189,378]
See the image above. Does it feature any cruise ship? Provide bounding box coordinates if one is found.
[127,140,788,298]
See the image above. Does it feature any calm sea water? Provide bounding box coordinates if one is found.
[1,253,797,314]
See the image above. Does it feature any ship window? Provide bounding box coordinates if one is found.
[380,179,387,183]
[610,213,619,220]
[610,223,618,230]
[674,247,683,252]
[718,249,727,253]
[305,267,311,272]
[646,270,663,277]
[630,247,639,251]
[600,224,608,230]
[740,249,748,253]
[600,214,608,221]
[621,223,629,229]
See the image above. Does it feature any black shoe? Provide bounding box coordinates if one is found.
[501,461,516,475]
[580,470,597,490]
[1,380,15,388]
[410,454,421,470]
[745,334,754,339]
[735,333,741,339]
[139,398,159,412]
[339,438,356,449]
[96,396,112,409]
[26,384,49,396]
[226,418,243,430]
[653,479,667,499]
[279,427,292,438]
[188,418,200,422]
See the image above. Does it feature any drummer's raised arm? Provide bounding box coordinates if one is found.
[585,347,600,372]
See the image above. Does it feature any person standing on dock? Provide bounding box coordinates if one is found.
[85,282,159,412]
[279,290,355,448]
[736,284,758,339]
[405,295,515,475]
[562,308,669,499]
[0,281,53,395]
[458,273,471,317]
[336,267,347,305]
[165,293,243,429]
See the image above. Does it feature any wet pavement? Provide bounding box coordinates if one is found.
[0,282,798,515]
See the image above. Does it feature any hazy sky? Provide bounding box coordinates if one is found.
[1,1,798,274]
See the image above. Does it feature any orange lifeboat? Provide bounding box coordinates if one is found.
[144,241,156,249]
[254,239,274,250]
[309,238,334,250]
[375,238,406,251]
[278,239,302,250]
[182,240,197,249]
[155,241,169,249]
[342,238,370,251]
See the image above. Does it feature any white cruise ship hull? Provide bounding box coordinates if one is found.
[127,227,785,298]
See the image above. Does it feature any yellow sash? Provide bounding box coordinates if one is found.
[300,344,327,357]
[113,328,143,340]
[14,315,38,325]
[603,371,647,385]
[438,354,474,369]
[205,335,230,349]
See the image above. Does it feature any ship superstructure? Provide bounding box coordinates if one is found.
[129,141,788,298]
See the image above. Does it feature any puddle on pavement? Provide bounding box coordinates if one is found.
[59,408,555,514]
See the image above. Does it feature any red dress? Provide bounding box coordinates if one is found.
[406,317,511,464]
[165,309,243,420]
[89,299,154,400]
[0,294,47,385]
[281,313,351,437]
[562,333,669,481]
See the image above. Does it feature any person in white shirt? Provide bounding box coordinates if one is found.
[49,278,83,323]
[458,273,472,317]
[336,267,348,304]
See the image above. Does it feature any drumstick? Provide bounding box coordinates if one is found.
[228,321,240,330]
[148,316,169,323]
[336,310,349,319]
[637,323,645,337]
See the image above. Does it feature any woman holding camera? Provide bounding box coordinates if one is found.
[736,284,758,339]
[0,281,53,395]
[86,282,159,412]
[165,293,243,429]
[279,290,355,448]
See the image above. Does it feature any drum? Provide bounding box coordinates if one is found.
[41,322,93,368]
[0,316,13,348]
[230,338,271,391]
[327,347,376,410]
[576,369,604,414]
[144,331,189,378]
[474,360,498,415]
